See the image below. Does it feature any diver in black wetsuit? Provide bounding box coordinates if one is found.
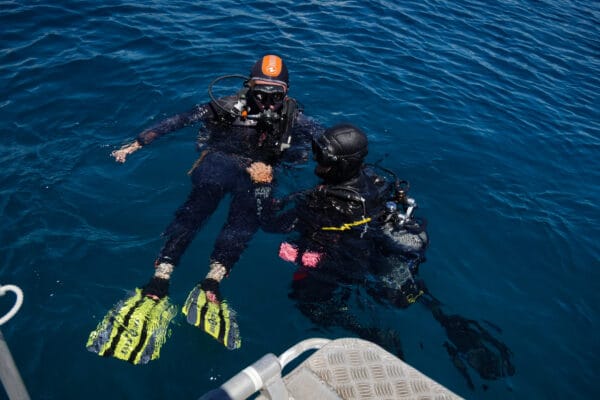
[252,123,515,390]
[112,55,321,306]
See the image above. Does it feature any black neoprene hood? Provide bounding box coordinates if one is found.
[250,54,289,86]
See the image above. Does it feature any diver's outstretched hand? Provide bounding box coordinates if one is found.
[420,294,515,389]
[111,141,142,163]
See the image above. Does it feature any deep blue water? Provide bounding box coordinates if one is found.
[1,0,598,398]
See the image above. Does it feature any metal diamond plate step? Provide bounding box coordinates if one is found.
[282,338,462,400]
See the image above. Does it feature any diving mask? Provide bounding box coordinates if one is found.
[250,83,286,110]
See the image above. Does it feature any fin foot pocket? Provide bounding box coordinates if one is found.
[182,285,241,350]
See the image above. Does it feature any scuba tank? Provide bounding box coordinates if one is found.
[368,166,428,306]
[372,166,429,256]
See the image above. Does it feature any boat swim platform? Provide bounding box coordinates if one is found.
[200,337,463,400]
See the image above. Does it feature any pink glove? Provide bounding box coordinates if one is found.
[301,251,322,268]
[279,242,298,262]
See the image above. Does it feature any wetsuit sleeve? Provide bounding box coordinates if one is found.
[136,103,215,146]
[281,114,325,165]
[257,189,304,234]
[260,201,299,233]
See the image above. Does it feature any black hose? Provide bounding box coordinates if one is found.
[207,74,248,116]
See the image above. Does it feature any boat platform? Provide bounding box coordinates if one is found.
[200,337,462,399]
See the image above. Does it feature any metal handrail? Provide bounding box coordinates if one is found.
[200,338,331,400]
[0,284,30,400]
[0,285,23,326]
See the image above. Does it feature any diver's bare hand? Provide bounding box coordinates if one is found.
[111,141,142,163]
[246,162,273,184]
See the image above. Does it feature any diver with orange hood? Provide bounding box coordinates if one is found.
[87,55,322,363]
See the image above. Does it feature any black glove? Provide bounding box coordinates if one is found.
[141,276,170,300]
[200,278,221,302]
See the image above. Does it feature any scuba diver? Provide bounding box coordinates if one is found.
[249,123,515,390]
[87,55,322,364]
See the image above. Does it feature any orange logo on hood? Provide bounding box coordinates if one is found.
[261,55,282,77]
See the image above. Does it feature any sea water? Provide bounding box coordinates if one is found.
[1,1,598,398]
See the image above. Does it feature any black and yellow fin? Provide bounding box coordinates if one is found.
[182,285,241,350]
[86,288,177,365]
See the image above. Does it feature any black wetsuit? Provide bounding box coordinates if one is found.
[263,167,428,307]
[137,95,321,275]
[258,166,427,357]
[262,168,515,388]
